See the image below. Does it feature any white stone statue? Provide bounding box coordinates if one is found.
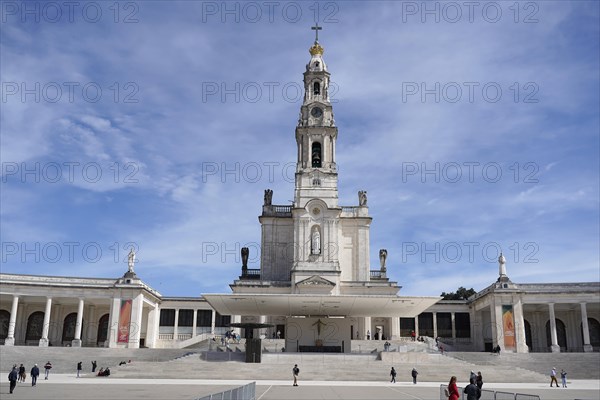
[498,252,506,277]
[127,248,136,273]
[264,189,273,206]
[358,190,367,206]
[379,249,388,271]
[311,228,321,255]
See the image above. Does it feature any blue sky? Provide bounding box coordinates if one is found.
[1,1,599,297]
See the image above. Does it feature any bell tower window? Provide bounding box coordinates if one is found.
[313,82,321,95]
[312,142,322,168]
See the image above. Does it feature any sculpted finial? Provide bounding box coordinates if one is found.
[498,252,507,277]
[379,249,388,272]
[127,248,136,273]
[358,190,368,206]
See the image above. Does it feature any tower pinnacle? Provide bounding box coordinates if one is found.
[311,23,322,43]
[310,23,324,55]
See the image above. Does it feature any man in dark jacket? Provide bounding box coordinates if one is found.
[411,368,418,384]
[31,364,40,386]
[8,365,18,394]
[463,378,481,400]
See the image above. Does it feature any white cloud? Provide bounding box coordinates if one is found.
[1,1,598,296]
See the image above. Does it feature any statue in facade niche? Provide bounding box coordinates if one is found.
[241,247,249,269]
[358,190,367,206]
[311,228,321,255]
[379,249,388,272]
[264,189,273,206]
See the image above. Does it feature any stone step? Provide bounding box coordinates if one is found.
[445,352,600,379]
[106,356,549,383]
[0,346,193,374]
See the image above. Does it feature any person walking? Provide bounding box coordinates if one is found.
[18,364,25,382]
[550,367,559,387]
[44,361,52,380]
[390,367,396,383]
[411,367,418,384]
[560,369,567,388]
[8,365,18,394]
[91,360,97,373]
[476,371,483,390]
[76,361,82,378]
[463,378,481,400]
[447,376,460,400]
[292,364,300,386]
[30,364,39,386]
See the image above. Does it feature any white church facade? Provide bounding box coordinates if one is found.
[1,30,598,354]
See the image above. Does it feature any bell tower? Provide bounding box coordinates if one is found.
[294,23,339,210]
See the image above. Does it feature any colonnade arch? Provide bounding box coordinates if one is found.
[26,311,44,341]
[0,310,9,340]
[62,313,86,344]
[546,319,567,350]
[97,313,109,345]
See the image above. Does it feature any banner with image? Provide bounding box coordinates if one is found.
[117,299,132,343]
[502,304,516,350]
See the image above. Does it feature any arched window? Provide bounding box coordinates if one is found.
[311,142,322,168]
[97,314,109,345]
[313,82,320,95]
[26,311,44,341]
[545,319,567,350]
[62,313,77,342]
[0,310,10,340]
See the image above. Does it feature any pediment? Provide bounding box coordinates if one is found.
[297,275,336,287]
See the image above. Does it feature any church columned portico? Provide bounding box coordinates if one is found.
[0,271,161,349]
[469,262,600,353]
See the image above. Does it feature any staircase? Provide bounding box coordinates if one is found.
[3,344,597,383]
[445,351,600,379]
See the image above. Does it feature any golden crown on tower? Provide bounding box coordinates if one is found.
[309,42,324,56]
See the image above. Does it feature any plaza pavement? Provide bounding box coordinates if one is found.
[1,374,599,400]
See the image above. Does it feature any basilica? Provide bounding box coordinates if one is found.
[1,30,598,354]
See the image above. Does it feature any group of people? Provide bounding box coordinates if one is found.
[6,361,51,394]
[445,372,484,400]
[220,330,240,345]
[409,331,427,342]
[6,357,120,394]
[550,367,568,388]
[389,367,419,384]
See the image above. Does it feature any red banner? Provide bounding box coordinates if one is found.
[502,305,515,350]
[117,299,132,343]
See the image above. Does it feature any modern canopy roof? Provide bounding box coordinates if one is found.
[203,294,441,318]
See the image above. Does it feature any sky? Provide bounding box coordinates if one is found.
[1,1,599,298]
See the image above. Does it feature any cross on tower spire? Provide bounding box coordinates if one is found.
[311,23,322,43]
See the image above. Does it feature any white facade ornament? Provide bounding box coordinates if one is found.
[379,249,388,272]
[128,248,136,273]
[498,252,507,277]
[358,191,368,206]
[311,227,321,255]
